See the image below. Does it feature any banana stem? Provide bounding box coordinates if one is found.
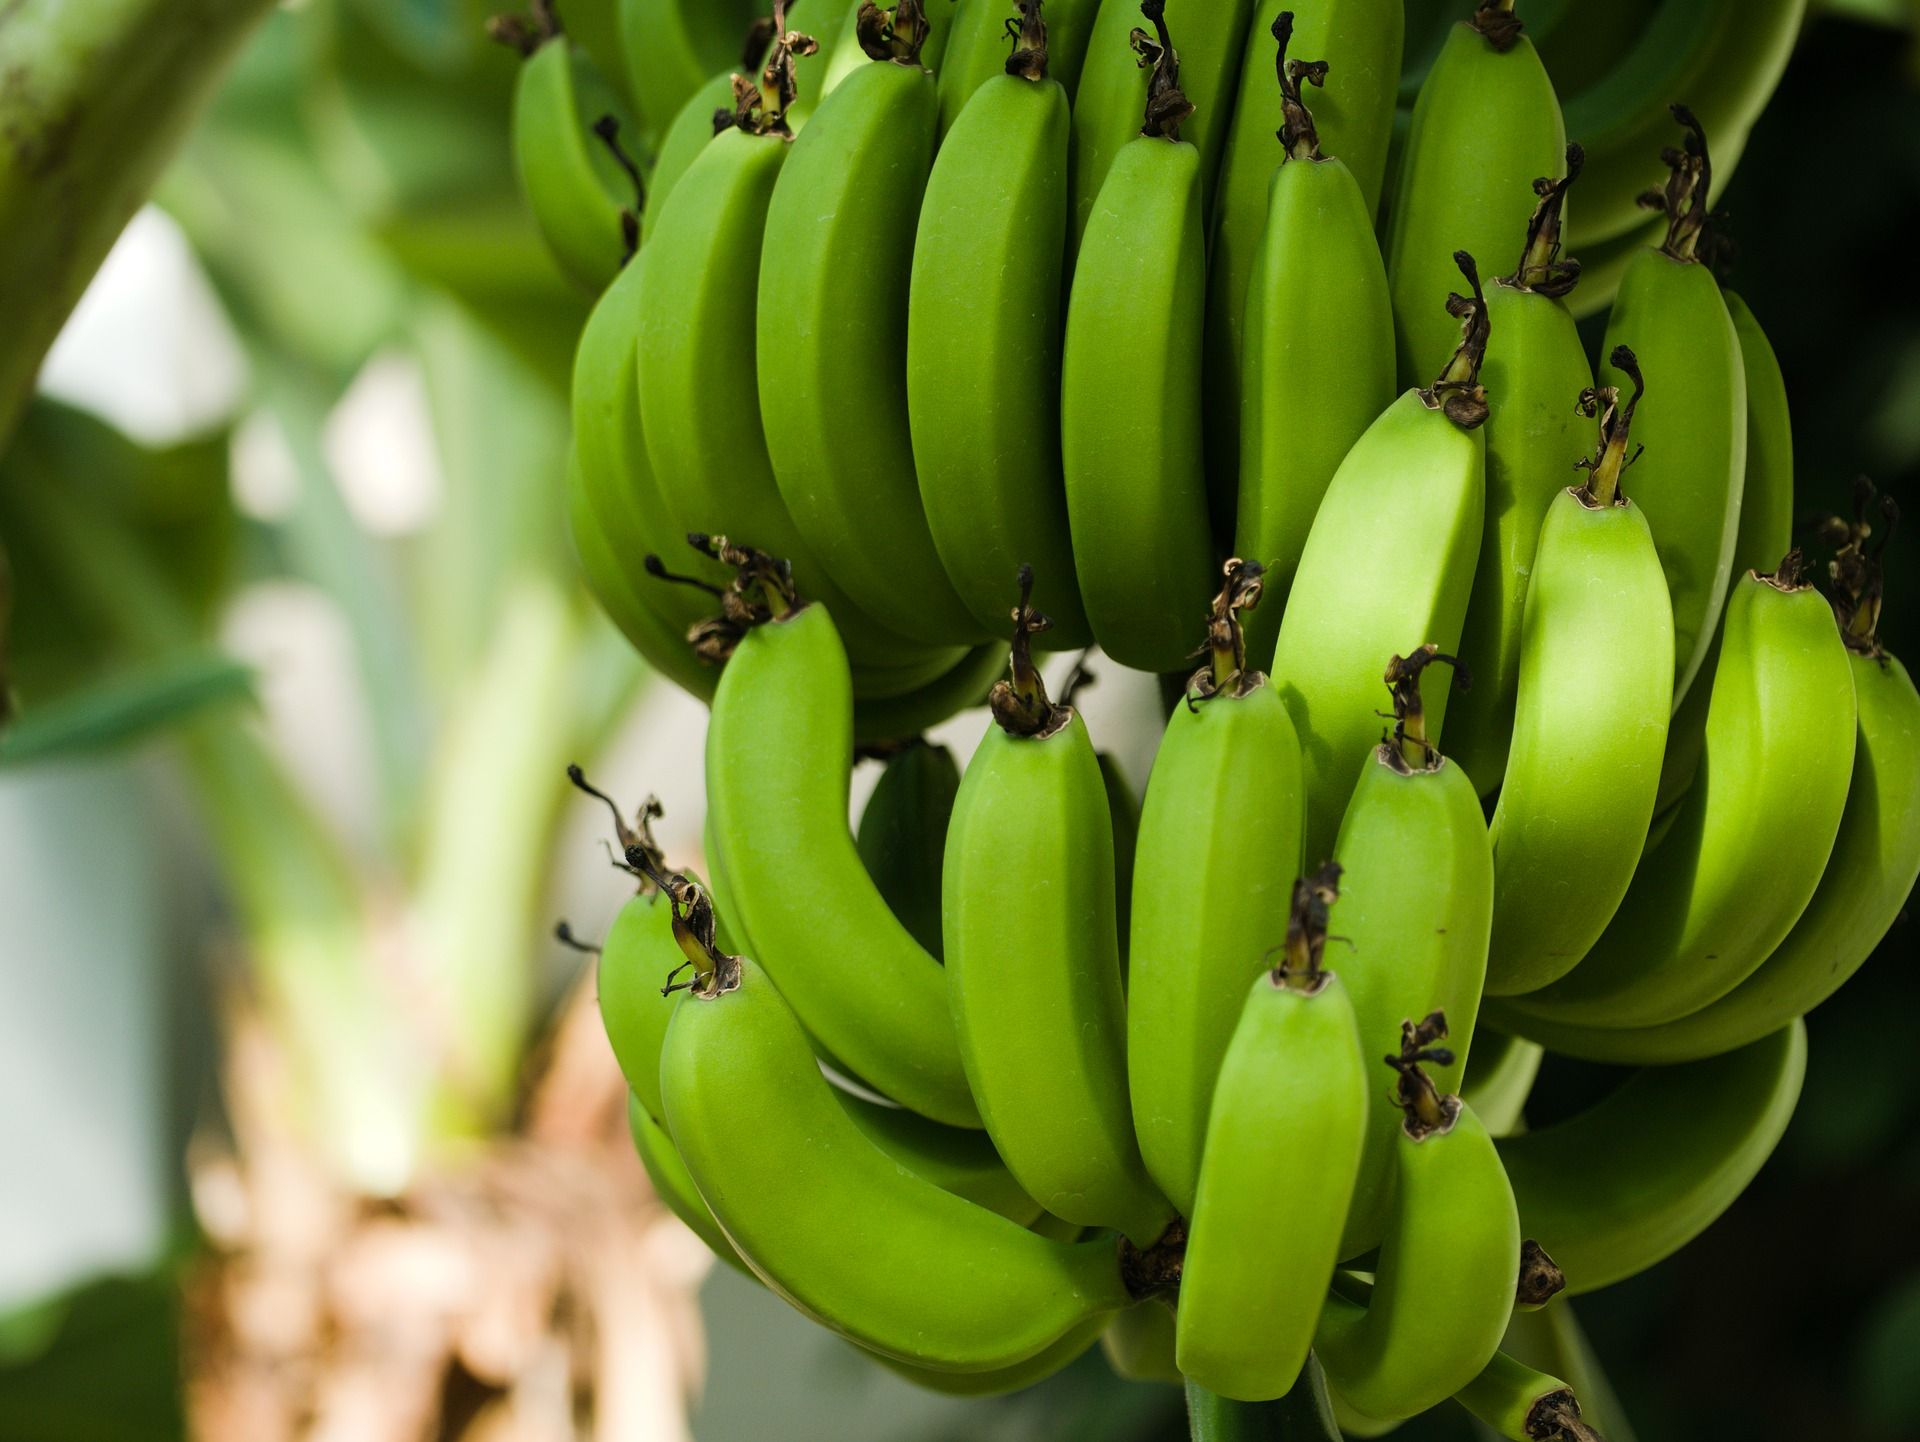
[1186,1355,1342,1440]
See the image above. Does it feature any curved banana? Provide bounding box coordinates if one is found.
[1268,253,1488,867]
[1208,4,1399,547]
[620,0,758,138]
[1224,14,1396,668]
[1596,107,1746,705]
[1446,147,1598,795]
[1102,749,1141,974]
[703,591,980,1126]
[1316,1046,1520,1422]
[1328,660,1493,1258]
[906,8,1089,644]
[1562,0,1808,250]
[1496,558,1855,1032]
[943,576,1174,1243]
[504,23,639,292]
[660,951,1136,1371]
[1484,352,1675,998]
[598,891,687,1124]
[861,1316,1108,1395]
[1127,564,1306,1217]
[1102,1299,1181,1386]
[1456,1348,1604,1442]
[638,68,737,245]
[1496,1020,1806,1294]
[855,738,959,960]
[1384,1,1565,390]
[939,0,1100,126]
[1175,924,1370,1402]
[848,641,1009,746]
[1069,0,1256,250]
[834,1090,1043,1224]
[1061,4,1215,672]
[758,13,984,646]
[1459,1029,1541,1140]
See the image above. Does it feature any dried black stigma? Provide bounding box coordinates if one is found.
[856,0,930,65]
[1470,0,1524,53]
[567,764,669,885]
[1271,11,1329,162]
[1574,345,1646,507]
[1131,2,1195,140]
[1637,104,1717,264]
[717,0,818,137]
[1821,478,1897,658]
[1387,1011,1459,1140]
[553,921,600,955]
[647,535,801,665]
[988,564,1069,738]
[1269,861,1344,990]
[1505,143,1583,296]
[1517,1239,1567,1308]
[1186,558,1267,707]
[1763,547,1810,592]
[1378,646,1467,773]
[1006,0,1050,81]
[486,0,558,56]
[1418,251,1492,430]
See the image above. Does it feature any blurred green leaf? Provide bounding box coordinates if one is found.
[0,1271,184,1442]
[0,651,253,768]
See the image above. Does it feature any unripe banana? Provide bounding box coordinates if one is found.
[943,575,1174,1243]
[1315,1046,1520,1422]
[639,69,737,245]
[1070,0,1256,249]
[1456,1348,1604,1442]
[757,19,984,645]
[504,23,639,292]
[1102,1299,1181,1386]
[855,739,959,960]
[1446,149,1599,795]
[1496,560,1855,1032]
[620,0,763,141]
[1384,2,1565,390]
[834,1089,1043,1224]
[1101,750,1141,973]
[906,11,1089,644]
[1269,254,1489,865]
[1598,108,1747,706]
[1484,353,1675,998]
[1225,16,1396,667]
[660,953,1136,1371]
[1459,1029,1541,1140]
[704,597,981,1126]
[1175,942,1370,1401]
[847,641,1010,747]
[941,0,1101,130]
[1189,1357,1346,1436]
[1327,673,1493,1258]
[1127,564,1306,1216]
[1060,4,1215,672]
[1496,1020,1806,1293]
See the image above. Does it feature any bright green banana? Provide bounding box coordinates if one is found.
[598,891,689,1125]
[704,597,980,1126]
[1484,354,1675,997]
[906,11,1089,644]
[834,1090,1043,1224]
[1127,564,1306,1217]
[1209,4,1398,547]
[505,24,639,292]
[1455,1347,1604,1442]
[1268,257,1488,867]
[1597,107,1746,705]
[943,579,1174,1243]
[619,0,763,141]
[1070,0,1255,249]
[824,0,953,92]
[1225,15,1396,668]
[638,68,737,244]
[1496,561,1856,1032]
[1176,939,1369,1401]
[941,0,1101,130]
[635,74,951,671]
[661,952,1136,1371]
[1316,1049,1520,1422]
[861,1317,1108,1395]
[855,739,960,960]
[1445,146,1598,795]
[1459,1029,1541,1140]
[1327,669,1493,1258]
[1384,1,1565,390]
[1495,1020,1806,1293]
[758,15,984,646]
[1561,0,1808,250]
[1061,6,1215,673]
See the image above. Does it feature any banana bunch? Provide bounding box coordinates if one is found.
[506,0,1915,1430]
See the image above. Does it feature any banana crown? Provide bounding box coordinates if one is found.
[1820,478,1898,658]
[1385,1012,1461,1143]
[1185,558,1268,704]
[1638,104,1719,266]
[1269,10,1328,164]
[1417,251,1492,430]
[719,1,818,137]
[1129,1,1194,141]
[645,533,803,665]
[1502,142,1584,297]
[1573,345,1646,508]
[1267,860,1344,994]
[1378,645,1467,774]
[855,1,930,66]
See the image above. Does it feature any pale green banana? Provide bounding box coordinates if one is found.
[639,68,737,244]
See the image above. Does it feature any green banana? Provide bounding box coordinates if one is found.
[757,13,985,646]
[847,641,1010,746]
[1102,1299,1181,1386]
[1188,1358,1346,1440]
[704,592,981,1126]
[635,56,954,672]
[1527,0,1659,102]
[943,575,1174,1243]
[639,68,737,245]
[1597,107,1746,705]
[825,0,953,92]
[660,951,1136,1371]
[1225,13,1397,668]
[1209,4,1398,545]
[861,1317,1108,1395]
[503,21,640,292]
[1495,1021,1806,1293]
[1175,903,1370,1402]
[619,0,763,142]
[906,8,1089,644]
[834,1090,1044,1224]
[1445,147,1598,795]
[1496,559,1856,1031]
[1327,659,1494,1257]
[1127,564,1306,1216]
[855,738,960,959]
[1512,511,1920,1065]
[941,0,1101,130]
[1069,0,1256,248]
[1460,1029,1542,1139]
[1101,750,1141,975]
[1483,351,1675,998]
[1315,1038,1520,1422]
[1060,3,1215,673]
[1384,1,1566,391]
[627,1092,756,1274]
[1268,254,1488,867]
[1456,1348,1604,1442]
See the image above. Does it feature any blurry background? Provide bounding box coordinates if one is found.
[1,2,1916,1439]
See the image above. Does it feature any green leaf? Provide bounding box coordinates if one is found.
[0,651,253,768]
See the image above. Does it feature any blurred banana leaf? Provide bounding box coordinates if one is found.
[0,651,253,769]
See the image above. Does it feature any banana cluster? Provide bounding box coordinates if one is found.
[509,0,1914,1432]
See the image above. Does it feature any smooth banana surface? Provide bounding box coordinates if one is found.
[855,740,960,961]
[508,31,637,292]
